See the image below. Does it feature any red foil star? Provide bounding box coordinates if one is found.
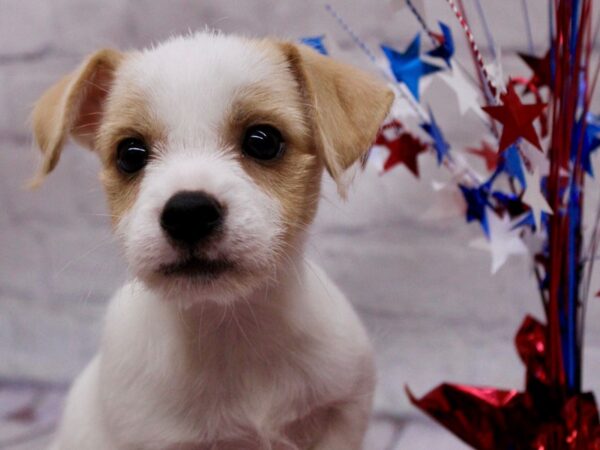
[482,84,547,152]
[467,141,500,171]
[375,121,428,177]
[382,132,428,176]
[519,50,551,89]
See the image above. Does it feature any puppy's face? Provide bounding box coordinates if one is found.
[32,33,393,305]
[97,36,320,304]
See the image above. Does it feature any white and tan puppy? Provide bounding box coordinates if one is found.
[32,32,393,450]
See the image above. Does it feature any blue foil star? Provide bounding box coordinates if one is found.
[381,34,442,100]
[427,22,455,68]
[420,109,450,164]
[459,181,491,235]
[501,145,526,189]
[300,35,328,55]
[572,113,600,176]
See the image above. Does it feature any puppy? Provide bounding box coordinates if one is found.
[32,32,393,450]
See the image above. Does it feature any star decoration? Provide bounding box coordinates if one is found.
[572,113,600,176]
[470,210,528,273]
[521,226,547,257]
[374,121,428,176]
[371,120,402,172]
[501,145,526,189]
[468,141,499,171]
[439,63,487,119]
[492,191,529,219]
[300,35,328,55]
[515,211,537,229]
[482,84,547,151]
[421,109,450,164]
[585,113,600,146]
[522,168,553,229]
[375,119,403,145]
[381,132,428,176]
[382,34,443,100]
[427,22,454,67]
[520,141,550,176]
[459,182,491,235]
[518,50,551,89]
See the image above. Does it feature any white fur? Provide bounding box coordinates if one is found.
[49,33,375,450]
[112,34,292,306]
[119,149,282,305]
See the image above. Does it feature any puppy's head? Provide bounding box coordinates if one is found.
[32,33,393,305]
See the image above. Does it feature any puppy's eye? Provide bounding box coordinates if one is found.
[116,138,149,174]
[242,125,284,161]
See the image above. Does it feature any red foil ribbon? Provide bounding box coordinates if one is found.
[408,317,600,449]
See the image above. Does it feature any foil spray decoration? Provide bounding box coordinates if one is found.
[310,0,600,447]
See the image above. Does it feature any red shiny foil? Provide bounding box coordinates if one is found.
[408,317,600,449]
[516,316,549,386]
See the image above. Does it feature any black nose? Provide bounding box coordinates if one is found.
[160,191,223,245]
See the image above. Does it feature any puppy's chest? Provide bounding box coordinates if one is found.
[188,348,328,440]
[162,328,336,450]
[102,293,348,448]
[167,405,332,450]
[109,339,332,449]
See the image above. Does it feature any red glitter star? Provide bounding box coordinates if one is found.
[467,141,500,171]
[519,50,551,88]
[382,132,428,177]
[482,84,547,152]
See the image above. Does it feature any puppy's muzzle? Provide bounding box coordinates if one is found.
[160,191,223,246]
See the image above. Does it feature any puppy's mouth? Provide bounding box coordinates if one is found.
[159,257,233,278]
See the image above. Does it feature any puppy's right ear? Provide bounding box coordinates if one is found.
[30,48,122,187]
[280,42,393,196]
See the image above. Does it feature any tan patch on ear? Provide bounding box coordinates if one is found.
[31,75,72,169]
[30,48,123,187]
[278,41,394,189]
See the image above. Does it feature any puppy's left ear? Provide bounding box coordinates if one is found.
[29,48,123,187]
[282,42,394,193]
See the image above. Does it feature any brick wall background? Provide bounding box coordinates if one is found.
[1,1,598,448]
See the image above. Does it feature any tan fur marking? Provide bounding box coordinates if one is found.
[96,74,168,225]
[222,58,322,250]
[30,49,123,187]
[278,41,394,184]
